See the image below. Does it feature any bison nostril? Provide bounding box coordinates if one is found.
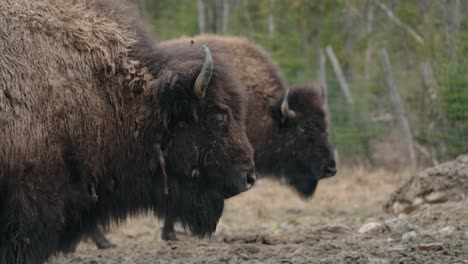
[246,169,256,189]
[323,160,337,178]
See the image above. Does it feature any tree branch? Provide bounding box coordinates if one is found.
[375,0,424,45]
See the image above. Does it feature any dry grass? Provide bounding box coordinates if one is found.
[219,166,413,232]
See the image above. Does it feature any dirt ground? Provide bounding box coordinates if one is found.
[48,166,468,264]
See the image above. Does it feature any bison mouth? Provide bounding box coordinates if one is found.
[204,162,255,199]
[282,163,322,198]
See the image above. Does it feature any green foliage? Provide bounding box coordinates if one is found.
[436,18,468,158]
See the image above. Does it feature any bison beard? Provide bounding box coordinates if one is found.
[0,1,255,263]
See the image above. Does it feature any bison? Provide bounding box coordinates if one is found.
[74,35,337,245]
[0,2,255,263]
[153,35,337,241]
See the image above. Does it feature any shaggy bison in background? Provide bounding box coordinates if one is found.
[0,1,254,263]
[150,35,335,241]
[163,35,337,191]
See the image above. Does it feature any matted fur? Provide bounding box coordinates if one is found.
[0,1,254,263]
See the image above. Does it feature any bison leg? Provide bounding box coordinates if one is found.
[91,229,117,249]
[161,215,178,241]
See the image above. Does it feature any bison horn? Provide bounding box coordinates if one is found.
[194,45,214,98]
[281,89,296,121]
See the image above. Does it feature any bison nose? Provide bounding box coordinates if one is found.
[246,167,256,190]
[323,160,337,178]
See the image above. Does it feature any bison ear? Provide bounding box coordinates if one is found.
[193,45,213,99]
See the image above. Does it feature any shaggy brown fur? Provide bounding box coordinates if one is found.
[0,2,254,263]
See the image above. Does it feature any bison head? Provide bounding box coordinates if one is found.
[255,84,336,197]
[150,44,255,236]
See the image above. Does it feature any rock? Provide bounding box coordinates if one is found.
[279,221,297,231]
[424,191,449,203]
[464,231,468,239]
[358,222,384,234]
[386,245,406,252]
[368,257,390,264]
[438,226,456,237]
[223,234,259,243]
[314,224,353,234]
[417,242,443,251]
[384,218,414,234]
[401,231,417,242]
[260,234,279,245]
[397,213,409,219]
[392,202,415,215]
[412,197,424,206]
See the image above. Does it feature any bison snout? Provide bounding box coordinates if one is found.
[222,162,256,199]
[322,160,337,178]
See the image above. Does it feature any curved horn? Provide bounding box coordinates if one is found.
[194,45,214,98]
[281,89,296,121]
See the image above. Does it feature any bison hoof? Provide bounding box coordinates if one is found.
[96,241,117,249]
[161,230,178,241]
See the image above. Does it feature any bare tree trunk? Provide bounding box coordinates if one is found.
[420,61,439,110]
[238,0,254,33]
[268,13,275,36]
[342,4,354,82]
[417,0,432,140]
[139,0,150,19]
[379,49,417,167]
[268,1,275,37]
[319,47,339,166]
[375,0,424,45]
[220,0,230,34]
[318,48,328,114]
[420,60,446,163]
[445,0,460,59]
[326,46,354,105]
[299,27,313,82]
[197,0,206,33]
[364,0,374,80]
[206,0,215,32]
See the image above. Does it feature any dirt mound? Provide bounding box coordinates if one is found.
[409,198,468,234]
[384,154,468,214]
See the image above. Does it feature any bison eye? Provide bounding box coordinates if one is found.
[209,112,228,127]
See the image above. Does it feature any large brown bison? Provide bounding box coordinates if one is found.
[0,1,255,263]
[150,35,335,241]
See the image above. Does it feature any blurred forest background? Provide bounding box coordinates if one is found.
[132,0,467,168]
